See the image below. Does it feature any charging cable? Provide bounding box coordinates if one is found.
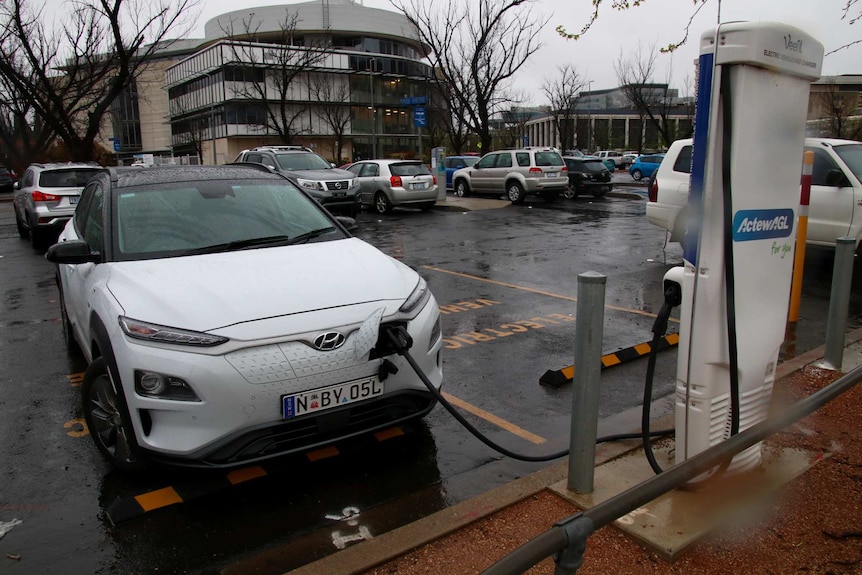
[382,326,672,463]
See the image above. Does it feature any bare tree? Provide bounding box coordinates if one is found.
[542,65,585,151]
[0,0,197,162]
[815,77,862,139]
[0,68,54,171]
[169,95,211,164]
[615,42,676,148]
[221,11,330,145]
[308,72,351,163]
[393,0,547,152]
[494,106,536,149]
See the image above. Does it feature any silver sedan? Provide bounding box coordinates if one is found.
[346,160,438,214]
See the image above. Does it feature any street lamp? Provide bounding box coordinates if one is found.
[368,57,377,159]
[585,80,593,153]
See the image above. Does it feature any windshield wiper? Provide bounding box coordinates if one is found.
[181,235,293,255]
[285,226,336,245]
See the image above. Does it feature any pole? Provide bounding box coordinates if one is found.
[817,237,856,371]
[789,150,813,322]
[567,271,606,493]
[585,81,593,152]
[210,72,217,165]
[369,57,377,159]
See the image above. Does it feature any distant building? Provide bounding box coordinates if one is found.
[522,85,695,153]
[106,0,433,165]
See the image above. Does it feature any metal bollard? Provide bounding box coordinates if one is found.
[817,237,856,371]
[567,272,606,493]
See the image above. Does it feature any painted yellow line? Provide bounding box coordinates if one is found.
[135,487,183,512]
[441,391,546,445]
[422,265,678,322]
[306,446,340,462]
[375,427,405,441]
[227,466,267,485]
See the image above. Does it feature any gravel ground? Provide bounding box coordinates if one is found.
[362,365,862,575]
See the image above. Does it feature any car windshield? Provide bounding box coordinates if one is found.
[115,180,344,259]
[40,169,101,187]
[275,153,333,171]
[460,157,480,167]
[578,159,608,173]
[534,152,564,167]
[390,162,431,176]
[833,144,862,182]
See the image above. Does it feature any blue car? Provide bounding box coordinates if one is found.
[629,153,665,181]
[444,155,480,190]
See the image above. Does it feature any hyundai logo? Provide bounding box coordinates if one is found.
[334,181,343,190]
[312,331,346,351]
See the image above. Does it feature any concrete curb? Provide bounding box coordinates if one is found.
[271,326,862,575]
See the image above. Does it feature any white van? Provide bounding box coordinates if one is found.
[645,137,862,252]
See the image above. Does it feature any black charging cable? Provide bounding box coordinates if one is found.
[382,326,672,463]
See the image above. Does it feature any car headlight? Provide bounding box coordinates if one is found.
[119,316,228,347]
[399,276,430,315]
[296,178,323,191]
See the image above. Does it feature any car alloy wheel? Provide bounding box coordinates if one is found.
[454,180,469,197]
[82,357,146,472]
[507,181,525,204]
[374,191,393,214]
[631,169,643,181]
[563,184,577,200]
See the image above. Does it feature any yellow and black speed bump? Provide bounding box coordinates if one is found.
[539,333,679,387]
[105,426,407,525]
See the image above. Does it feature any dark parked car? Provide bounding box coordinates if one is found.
[443,155,480,190]
[0,167,15,193]
[562,156,613,199]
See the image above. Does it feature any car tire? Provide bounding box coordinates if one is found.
[28,217,46,250]
[82,357,147,473]
[454,180,470,198]
[15,209,28,239]
[563,184,577,200]
[631,169,643,181]
[374,192,393,214]
[507,181,526,204]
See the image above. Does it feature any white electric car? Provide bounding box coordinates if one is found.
[47,165,443,471]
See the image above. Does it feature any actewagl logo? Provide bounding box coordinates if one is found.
[732,209,794,242]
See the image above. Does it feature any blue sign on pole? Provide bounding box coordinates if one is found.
[400,96,428,106]
[522,134,529,146]
[414,106,427,128]
[113,140,121,152]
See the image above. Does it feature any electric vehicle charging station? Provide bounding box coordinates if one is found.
[672,22,823,473]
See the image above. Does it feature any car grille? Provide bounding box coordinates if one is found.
[225,308,384,393]
[325,180,352,191]
[189,391,437,466]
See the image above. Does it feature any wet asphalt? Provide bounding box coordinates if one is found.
[0,177,859,575]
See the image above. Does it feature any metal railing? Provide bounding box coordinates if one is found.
[482,362,862,575]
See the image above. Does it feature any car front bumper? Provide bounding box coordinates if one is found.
[111,298,443,467]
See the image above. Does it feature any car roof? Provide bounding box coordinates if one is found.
[30,162,101,171]
[105,165,286,188]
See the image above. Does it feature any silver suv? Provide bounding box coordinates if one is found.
[14,162,103,248]
[233,146,360,217]
[451,147,568,204]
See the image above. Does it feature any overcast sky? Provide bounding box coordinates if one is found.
[178,0,860,105]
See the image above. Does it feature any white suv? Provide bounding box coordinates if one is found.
[646,137,862,251]
[451,147,568,204]
[13,162,103,248]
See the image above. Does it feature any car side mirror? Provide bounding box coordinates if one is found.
[45,240,100,264]
[825,169,849,187]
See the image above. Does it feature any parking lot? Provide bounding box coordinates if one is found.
[0,186,855,575]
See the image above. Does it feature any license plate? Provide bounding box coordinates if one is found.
[69,196,80,205]
[332,192,346,198]
[282,377,383,419]
[411,182,426,190]
[546,172,558,178]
